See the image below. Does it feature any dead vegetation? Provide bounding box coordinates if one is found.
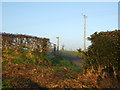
[2,56,120,88]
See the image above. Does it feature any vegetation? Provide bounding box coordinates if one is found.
[77,48,82,53]
[2,49,84,88]
[62,50,85,58]
[2,30,120,88]
[50,55,83,73]
[84,30,120,79]
[2,33,50,53]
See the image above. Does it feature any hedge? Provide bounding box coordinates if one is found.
[84,30,120,72]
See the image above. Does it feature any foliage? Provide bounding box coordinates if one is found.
[77,48,82,53]
[84,30,120,71]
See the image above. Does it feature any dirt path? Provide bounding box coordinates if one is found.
[59,51,84,67]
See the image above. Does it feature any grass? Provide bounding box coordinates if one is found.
[3,49,83,73]
[3,49,50,65]
[3,49,83,72]
[50,55,83,73]
[62,50,85,58]
[2,49,83,88]
[3,49,119,88]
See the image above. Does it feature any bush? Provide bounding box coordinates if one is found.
[77,48,82,53]
[84,30,120,73]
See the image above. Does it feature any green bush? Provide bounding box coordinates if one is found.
[84,30,120,71]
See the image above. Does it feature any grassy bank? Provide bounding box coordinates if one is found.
[2,49,119,88]
[2,49,83,88]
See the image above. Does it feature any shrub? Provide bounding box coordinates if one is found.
[77,48,82,53]
[84,30,120,74]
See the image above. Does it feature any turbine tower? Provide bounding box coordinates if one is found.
[82,14,87,52]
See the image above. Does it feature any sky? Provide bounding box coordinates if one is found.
[2,2,118,51]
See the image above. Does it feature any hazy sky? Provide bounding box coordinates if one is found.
[2,2,118,50]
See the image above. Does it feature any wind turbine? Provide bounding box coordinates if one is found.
[82,14,87,52]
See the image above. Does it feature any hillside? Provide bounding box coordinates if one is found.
[2,49,95,88]
[2,31,120,89]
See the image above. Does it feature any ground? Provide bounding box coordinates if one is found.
[2,49,120,88]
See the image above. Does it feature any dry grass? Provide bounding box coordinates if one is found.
[2,49,120,88]
[3,62,120,88]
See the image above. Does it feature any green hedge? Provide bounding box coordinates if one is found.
[84,30,120,71]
